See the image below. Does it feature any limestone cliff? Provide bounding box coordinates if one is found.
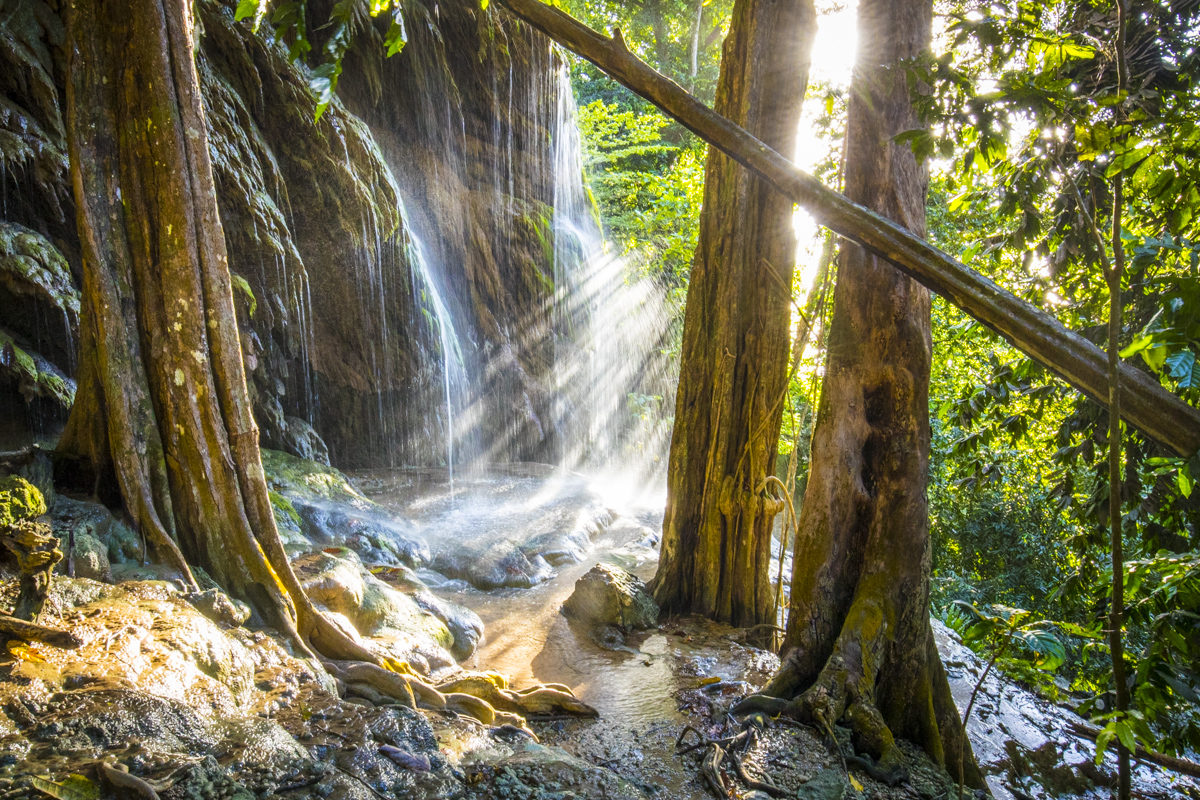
[0,0,577,469]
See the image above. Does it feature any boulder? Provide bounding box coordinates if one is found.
[50,496,141,565]
[562,564,658,631]
[795,768,847,800]
[292,547,480,665]
[61,530,112,583]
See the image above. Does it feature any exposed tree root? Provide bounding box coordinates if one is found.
[326,661,593,741]
[676,717,786,797]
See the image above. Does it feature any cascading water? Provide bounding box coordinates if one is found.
[548,64,677,487]
[398,204,469,491]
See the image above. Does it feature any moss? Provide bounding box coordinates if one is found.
[230,272,257,317]
[260,448,373,506]
[0,326,76,408]
[0,223,80,319]
[0,475,48,528]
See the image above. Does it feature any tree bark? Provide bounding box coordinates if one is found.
[649,0,816,627]
[495,0,1200,459]
[57,0,374,663]
[745,0,981,785]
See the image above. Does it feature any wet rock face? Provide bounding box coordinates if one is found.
[2,0,575,470]
[933,618,1197,799]
[562,564,659,632]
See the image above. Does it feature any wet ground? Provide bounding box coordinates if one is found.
[353,469,962,800]
[4,464,1195,799]
[356,468,1200,800]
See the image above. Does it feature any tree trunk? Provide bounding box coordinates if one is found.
[650,0,816,627]
[755,0,983,786]
[57,0,373,663]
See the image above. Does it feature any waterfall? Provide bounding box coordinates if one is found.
[549,64,677,485]
[398,204,468,491]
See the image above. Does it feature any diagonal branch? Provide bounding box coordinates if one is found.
[496,0,1200,458]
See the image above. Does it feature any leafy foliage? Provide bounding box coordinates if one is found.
[919,0,1200,754]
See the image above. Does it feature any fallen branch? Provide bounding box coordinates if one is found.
[0,612,82,649]
[1069,721,1200,781]
[495,0,1200,459]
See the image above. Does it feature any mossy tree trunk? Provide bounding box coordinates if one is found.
[751,0,983,786]
[56,0,373,663]
[650,0,816,628]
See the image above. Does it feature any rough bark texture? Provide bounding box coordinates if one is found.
[650,0,815,627]
[56,0,374,663]
[757,0,982,785]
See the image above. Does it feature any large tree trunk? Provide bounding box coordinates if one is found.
[752,0,983,786]
[649,0,816,627]
[57,0,374,663]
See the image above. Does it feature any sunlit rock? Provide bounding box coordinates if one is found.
[562,563,659,632]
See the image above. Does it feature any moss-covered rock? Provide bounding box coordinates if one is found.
[261,448,371,507]
[0,475,47,527]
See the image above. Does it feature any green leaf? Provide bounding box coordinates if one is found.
[234,0,267,28]
[1115,720,1137,753]
[1095,726,1115,764]
[384,19,407,57]
[893,129,935,163]
[1166,349,1198,388]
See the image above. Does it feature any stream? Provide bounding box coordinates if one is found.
[351,466,788,798]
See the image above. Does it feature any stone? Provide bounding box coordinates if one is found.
[61,530,111,583]
[432,538,554,591]
[795,768,847,800]
[292,547,478,665]
[185,588,252,628]
[293,500,429,568]
[50,496,142,565]
[562,564,658,631]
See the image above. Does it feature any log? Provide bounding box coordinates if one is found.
[496,0,1200,458]
[0,612,83,649]
[1069,721,1200,781]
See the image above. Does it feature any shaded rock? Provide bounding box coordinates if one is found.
[59,530,110,582]
[795,768,847,800]
[562,564,658,631]
[277,415,331,466]
[483,741,650,799]
[0,446,55,509]
[294,499,429,568]
[410,590,483,660]
[50,496,141,565]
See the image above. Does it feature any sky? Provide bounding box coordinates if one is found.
[792,1,858,327]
